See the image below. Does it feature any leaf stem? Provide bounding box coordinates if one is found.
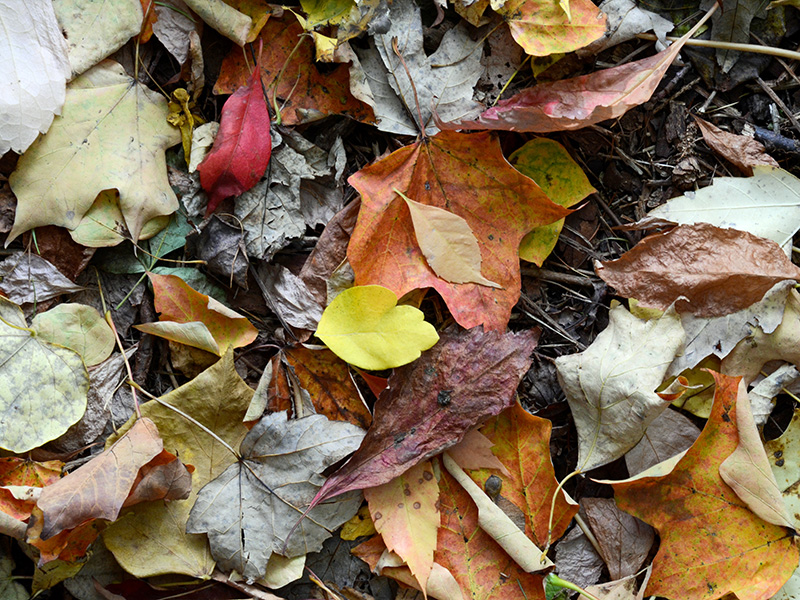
[105,310,141,418]
[636,33,800,62]
[544,573,602,600]
[542,469,581,558]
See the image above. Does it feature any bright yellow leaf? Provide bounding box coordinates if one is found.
[315,285,439,370]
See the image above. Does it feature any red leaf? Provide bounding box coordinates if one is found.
[312,327,538,504]
[197,66,271,215]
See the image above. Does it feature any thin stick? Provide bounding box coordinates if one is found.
[636,33,800,63]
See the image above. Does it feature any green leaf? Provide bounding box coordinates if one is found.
[315,285,439,370]
[510,138,595,265]
[0,297,89,453]
[31,303,115,367]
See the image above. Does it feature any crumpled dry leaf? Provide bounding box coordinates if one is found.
[580,0,673,55]
[186,411,365,581]
[694,117,779,175]
[556,305,685,472]
[0,252,83,305]
[597,223,800,317]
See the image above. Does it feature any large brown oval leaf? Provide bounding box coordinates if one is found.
[596,223,800,317]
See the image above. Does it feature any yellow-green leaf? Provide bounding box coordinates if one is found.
[69,190,169,248]
[0,297,89,453]
[8,60,181,243]
[399,190,501,288]
[510,138,595,265]
[315,285,439,370]
[31,303,115,367]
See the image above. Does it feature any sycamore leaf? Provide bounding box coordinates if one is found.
[555,305,685,472]
[103,350,252,578]
[718,378,795,529]
[215,14,372,125]
[398,190,500,288]
[31,304,115,367]
[348,130,569,330]
[312,327,537,504]
[197,64,271,215]
[186,411,365,580]
[442,19,701,133]
[495,0,606,56]
[0,297,89,454]
[0,0,69,155]
[722,290,800,383]
[8,60,181,243]
[364,460,439,591]
[597,223,800,317]
[136,273,257,356]
[315,285,439,370]
[613,372,799,600]
[693,117,779,175]
[509,138,596,265]
[53,0,143,78]
[35,418,162,540]
[641,166,800,250]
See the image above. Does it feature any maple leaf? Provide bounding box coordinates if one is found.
[186,411,365,581]
[495,0,606,57]
[556,305,685,472]
[312,327,537,504]
[35,418,162,540]
[364,460,439,592]
[348,130,569,330]
[215,13,372,125]
[135,273,258,356]
[8,60,181,243]
[597,223,800,317]
[197,64,271,216]
[613,372,799,600]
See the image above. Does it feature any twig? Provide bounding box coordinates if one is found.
[755,76,800,137]
[636,33,800,63]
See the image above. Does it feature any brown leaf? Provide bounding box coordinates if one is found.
[36,418,162,540]
[123,450,193,507]
[596,223,800,317]
[694,116,778,176]
[312,327,538,504]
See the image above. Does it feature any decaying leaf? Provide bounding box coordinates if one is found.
[8,60,181,243]
[348,130,568,330]
[313,327,537,504]
[315,285,439,370]
[597,223,800,317]
[613,372,799,600]
[556,305,685,472]
[693,117,779,175]
[186,411,365,581]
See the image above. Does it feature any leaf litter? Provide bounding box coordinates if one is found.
[7,1,800,599]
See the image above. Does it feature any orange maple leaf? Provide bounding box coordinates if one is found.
[348,130,569,330]
[613,372,799,600]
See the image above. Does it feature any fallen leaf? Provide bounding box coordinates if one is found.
[215,14,372,124]
[556,305,685,472]
[0,252,83,305]
[708,0,759,72]
[103,350,252,578]
[766,407,800,530]
[0,297,89,454]
[613,371,799,600]
[183,0,250,45]
[186,411,365,580]
[312,327,537,504]
[123,450,193,507]
[364,460,439,591]
[471,403,577,549]
[596,223,800,317]
[36,418,162,540]
[446,428,509,475]
[442,17,704,132]
[581,0,674,55]
[53,0,142,78]
[435,459,548,599]
[0,0,69,155]
[136,273,257,356]
[554,523,606,591]
[197,64,271,215]
[582,498,654,580]
[509,137,596,264]
[495,0,606,56]
[693,117,779,175]
[625,408,700,477]
[8,60,181,242]
[0,459,63,522]
[719,378,795,529]
[253,263,323,331]
[315,285,439,371]
[31,304,115,367]
[347,1,481,135]
[640,166,800,249]
[348,130,569,330]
